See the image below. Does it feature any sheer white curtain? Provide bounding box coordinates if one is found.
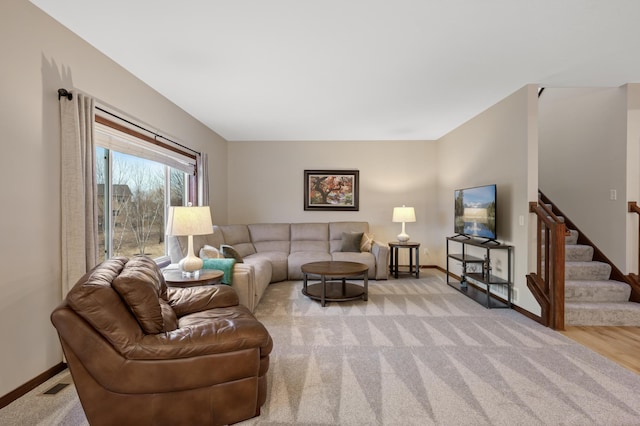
[197,152,209,206]
[60,91,98,297]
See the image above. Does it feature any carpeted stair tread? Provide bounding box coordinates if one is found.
[565,244,594,261]
[565,280,631,303]
[565,301,640,326]
[541,229,579,245]
[565,261,611,281]
[542,244,593,262]
[566,229,579,245]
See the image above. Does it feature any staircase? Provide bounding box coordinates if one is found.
[546,207,640,326]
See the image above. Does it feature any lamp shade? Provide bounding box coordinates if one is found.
[392,205,416,223]
[166,206,213,276]
[166,206,213,236]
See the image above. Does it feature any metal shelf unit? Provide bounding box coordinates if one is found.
[446,236,513,309]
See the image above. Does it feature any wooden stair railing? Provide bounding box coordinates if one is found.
[626,201,640,303]
[527,199,566,330]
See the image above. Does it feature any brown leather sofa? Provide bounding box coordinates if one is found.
[51,255,273,426]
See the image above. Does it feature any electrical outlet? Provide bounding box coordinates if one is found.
[610,189,617,200]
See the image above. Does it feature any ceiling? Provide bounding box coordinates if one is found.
[31,0,640,142]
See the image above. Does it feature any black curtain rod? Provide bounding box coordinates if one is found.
[58,88,72,100]
[57,88,200,156]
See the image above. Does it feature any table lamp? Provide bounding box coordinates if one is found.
[392,205,416,242]
[166,205,213,276]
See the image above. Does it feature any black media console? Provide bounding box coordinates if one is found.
[445,236,513,309]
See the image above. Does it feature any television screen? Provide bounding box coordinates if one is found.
[454,184,497,240]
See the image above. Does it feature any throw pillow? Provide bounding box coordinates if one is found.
[341,232,363,252]
[221,244,244,263]
[199,244,222,259]
[360,232,375,252]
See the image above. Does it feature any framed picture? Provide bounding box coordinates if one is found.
[304,170,359,211]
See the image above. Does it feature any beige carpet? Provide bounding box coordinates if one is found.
[2,270,640,425]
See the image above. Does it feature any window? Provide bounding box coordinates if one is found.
[95,118,197,261]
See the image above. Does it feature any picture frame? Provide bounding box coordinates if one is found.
[304,170,359,211]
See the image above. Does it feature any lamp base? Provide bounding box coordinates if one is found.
[180,269,200,278]
[178,249,203,277]
[397,232,410,243]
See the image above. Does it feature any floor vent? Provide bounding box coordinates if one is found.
[42,383,70,395]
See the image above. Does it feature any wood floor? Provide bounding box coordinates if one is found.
[561,326,640,375]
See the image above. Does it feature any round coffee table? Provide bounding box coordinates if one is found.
[163,269,224,287]
[301,261,368,307]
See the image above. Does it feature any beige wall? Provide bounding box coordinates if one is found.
[435,85,540,313]
[226,140,439,264]
[539,87,628,270]
[0,0,228,397]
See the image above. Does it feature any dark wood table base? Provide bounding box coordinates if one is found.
[301,261,368,307]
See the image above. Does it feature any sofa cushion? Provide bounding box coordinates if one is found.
[166,284,240,317]
[290,223,329,253]
[221,245,244,263]
[249,223,291,254]
[217,225,257,257]
[288,251,332,280]
[160,300,178,331]
[341,232,363,252]
[66,257,145,350]
[331,251,376,279]
[245,252,289,283]
[112,256,176,334]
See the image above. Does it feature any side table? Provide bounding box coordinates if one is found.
[388,241,420,278]
[163,269,224,287]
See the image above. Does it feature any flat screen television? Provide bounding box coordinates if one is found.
[454,184,497,241]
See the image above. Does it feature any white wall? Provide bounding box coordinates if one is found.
[0,0,228,397]
[227,140,439,264]
[539,87,628,270]
[435,85,539,314]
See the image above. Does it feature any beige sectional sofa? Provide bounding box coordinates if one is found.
[168,221,389,311]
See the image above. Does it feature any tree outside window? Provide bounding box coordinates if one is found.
[97,147,187,260]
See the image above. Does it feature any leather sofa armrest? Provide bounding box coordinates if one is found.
[371,241,390,280]
[167,285,239,317]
